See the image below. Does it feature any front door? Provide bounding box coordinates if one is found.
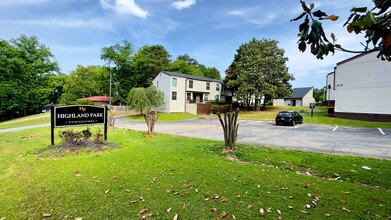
[291,100,296,106]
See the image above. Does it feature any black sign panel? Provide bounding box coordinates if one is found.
[54,105,106,127]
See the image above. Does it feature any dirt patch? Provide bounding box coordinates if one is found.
[40,140,118,154]
[226,155,251,164]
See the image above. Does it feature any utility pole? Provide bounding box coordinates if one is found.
[109,73,112,106]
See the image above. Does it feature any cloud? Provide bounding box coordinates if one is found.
[171,0,196,10]
[100,0,149,19]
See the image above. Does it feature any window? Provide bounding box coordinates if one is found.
[215,95,220,101]
[206,82,210,90]
[204,93,208,101]
[172,91,177,100]
[187,93,191,101]
[172,78,177,87]
[216,84,220,91]
[156,81,159,88]
[189,80,193,88]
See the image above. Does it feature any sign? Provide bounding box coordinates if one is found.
[51,105,108,145]
[309,103,316,109]
[54,105,106,127]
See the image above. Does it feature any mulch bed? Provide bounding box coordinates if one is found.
[40,140,118,154]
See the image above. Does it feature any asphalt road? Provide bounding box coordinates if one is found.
[115,116,391,159]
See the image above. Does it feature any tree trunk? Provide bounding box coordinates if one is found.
[217,108,239,150]
[143,111,159,136]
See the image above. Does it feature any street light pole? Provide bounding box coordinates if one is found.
[109,72,112,106]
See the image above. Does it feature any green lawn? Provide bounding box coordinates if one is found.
[0,113,50,129]
[239,106,391,128]
[125,112,201,122]
[0,127,390,219]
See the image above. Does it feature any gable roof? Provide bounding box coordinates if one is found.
[279,87,313,99]
[78,96,110,102]
[291,87,313,99]
[160,71,222,83]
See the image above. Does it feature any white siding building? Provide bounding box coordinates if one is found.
[326,52,391,121]
[273,87,315,107]
[153,71,223,113]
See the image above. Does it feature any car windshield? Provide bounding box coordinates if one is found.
[278,112,292,117]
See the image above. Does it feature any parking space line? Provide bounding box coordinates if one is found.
[332,126,339,132]
[378,128,385,135]
[294,123,306,128]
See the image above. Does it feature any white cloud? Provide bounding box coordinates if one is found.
[171,0,196,10]
[100,0,149,19]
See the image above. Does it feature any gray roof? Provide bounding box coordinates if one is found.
[283,87,313,99]
[161,71,222,83]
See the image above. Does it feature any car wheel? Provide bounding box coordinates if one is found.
[292,120,296,126]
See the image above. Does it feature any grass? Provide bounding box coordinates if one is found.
[0,113,50,129]
[0,126,390,219]
[125,112,201,122]
[239,106,391,128]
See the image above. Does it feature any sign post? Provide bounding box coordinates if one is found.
[51,105,107,145]
[309,103,316,118]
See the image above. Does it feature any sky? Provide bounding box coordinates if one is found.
[0,0,373,89]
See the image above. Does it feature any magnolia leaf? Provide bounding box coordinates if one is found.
[290,12,306,22]
[232,215,237,219]
[266,207,272,213]
[310,3,314,9]
[301,1,311,13]
[125,189,131,193]
[211,208,218,212]
[182,203,189,208]
[130,200,138,204]
[247,205,252,209]
[75,218,83,220]
[104,189,110,194]
[167,207,172,213]
[342,207,351,212]
[277,210,282,215]
[220,211,228,218]
[173,214,178,220]
[306,204,311,209]
[307,193,312,197]
[326,213,331,217]
[259,208,264,215]
[112,175,117,179]
[289,206,294,209]
[331,33,336,41]
[327,15,339,21]
[312,10,327,18]
[140,197,145,202]
[195,188,199,193]
[43,213,52,217]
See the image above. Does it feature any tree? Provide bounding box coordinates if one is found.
[225,38,294,109]
[60,65,109,104]
[101,40,135,104]
[127,86,164,136]
[0,35,58,118]
[127,86,164,114]
[313,87,326,104]
[168,54,221,79]
[133,45,171,87]
[291,0,390,61]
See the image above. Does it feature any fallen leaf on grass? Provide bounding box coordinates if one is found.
[104,189,110,194]
[300,210,308,214]
[167,207,172,213]
[195,188,199,193]
[43,213,51,217]
[305,204,311,209]
[277,210,281,215]
[342,207,350,213]
[141,213,153,219]
[288,206,294,209]
[75,218,83,220]
[182,203,189,208]
[266,207,272,213]
[125,189,131,193]
[173,214,178,220]
[220,196,228,202]
[211,208,217,213]
[130,200,138,204]
[112,175,117,179]
[139,209,149,214]
[232,215,237,220]
[259,208,264,215]
[220,211,228,218]
[182,192,190,197]
[247,205,252,209]
[325,213,331,217]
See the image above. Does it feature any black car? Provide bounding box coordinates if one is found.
[275,111,303,126]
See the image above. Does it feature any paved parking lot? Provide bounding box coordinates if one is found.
[115,117,391,159]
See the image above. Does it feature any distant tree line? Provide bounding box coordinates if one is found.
[0,35,220,120]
